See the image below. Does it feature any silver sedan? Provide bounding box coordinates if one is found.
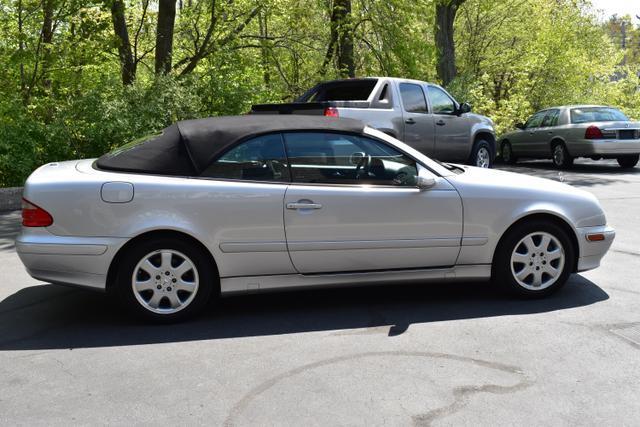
[499,105,640,168]
[16,115,615,322]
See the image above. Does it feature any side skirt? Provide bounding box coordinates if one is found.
[220,264,491,295]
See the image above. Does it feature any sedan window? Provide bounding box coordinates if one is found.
[283,132,418,186]
[200,133,290,182]
[524,111,545,129]
[570,107,629,123]
[541,109,560,127]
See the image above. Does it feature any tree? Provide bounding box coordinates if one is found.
[322,0,355,77]
[435,0,466,86]
[109,0,136,84]
[155,0,177,74]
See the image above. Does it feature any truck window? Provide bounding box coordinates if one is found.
[301,79,378,102]
[399,83,428,114]
[426,86,456,114]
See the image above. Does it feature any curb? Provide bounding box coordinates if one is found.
[0,187,23,212]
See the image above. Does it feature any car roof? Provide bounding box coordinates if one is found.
[96,115,365,176]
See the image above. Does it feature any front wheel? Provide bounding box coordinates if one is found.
[115,238,216,322]
[470,140,493,168]
[617,154,639,169]
[493,221,575,297]
[501,141,517,164]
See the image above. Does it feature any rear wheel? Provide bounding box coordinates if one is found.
[470,140,493,168]
[617,154,639,169]
[552,143,573,169]
[493,220,575,297]
[501,141,517,164]
[115,237,216,322]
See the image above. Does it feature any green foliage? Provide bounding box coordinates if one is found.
[0,0,639,186]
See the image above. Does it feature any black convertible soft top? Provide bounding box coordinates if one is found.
[96,115,365,175]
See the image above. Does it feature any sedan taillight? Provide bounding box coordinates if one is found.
[585,125,603,139]
[22,198,53,227]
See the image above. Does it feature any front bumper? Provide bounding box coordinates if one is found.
[575,225,615,272]
[569,139,640,156]
[16,228,127,291]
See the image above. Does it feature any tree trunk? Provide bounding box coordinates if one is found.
[41,0,54,91]
[435,0,465,86]
[155,0,176,74]
[335,0,354,77]
[322,0,354,77]
[109,0,136,85]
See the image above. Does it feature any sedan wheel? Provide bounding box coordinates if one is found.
[617,154,639,169]
[493,220,574,297]
[132,249,199,315]
[510,232,565,291]
[115,238,216,322]
[501,142,516,164]
[552,143,573,169]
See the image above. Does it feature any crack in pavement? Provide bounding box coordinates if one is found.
[223,351,533,426]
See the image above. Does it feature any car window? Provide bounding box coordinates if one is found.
[283,132,418,186]
[426,86,456,114]
[524,111,545,129]
[200,133,290,182]
[570,107,629,123]
[399,83,428,113]
[541,109,560,127]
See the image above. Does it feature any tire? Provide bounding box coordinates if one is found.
[115,237,216,323]
[470,140,493,168]
[493,220,575,298]
[617,154,639,169]
[551,142,573,169]
[501,141,517,164]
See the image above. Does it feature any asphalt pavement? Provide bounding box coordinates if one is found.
[1,159,639,426]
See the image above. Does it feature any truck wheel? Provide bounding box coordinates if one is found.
[470,140,493,168]
[617,155,639,169]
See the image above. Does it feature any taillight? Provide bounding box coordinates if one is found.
[323,107,339,118]
[22,198,53,227]
[585,125,603,139]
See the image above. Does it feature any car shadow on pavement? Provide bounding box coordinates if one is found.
[496,160,639,187]
[0,274,608,350]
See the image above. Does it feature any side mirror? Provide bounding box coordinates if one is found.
[457,102,472,115]
[416,166,437,190]
[515,122,525,130]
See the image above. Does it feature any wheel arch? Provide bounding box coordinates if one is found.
[492,212,580,274]
[550,136,568,154]
[474,131,496,153]
[106,229,220,293]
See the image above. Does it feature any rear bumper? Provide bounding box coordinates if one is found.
[16,228,127,291]
[569,139,640,156]
[575,225,615,272]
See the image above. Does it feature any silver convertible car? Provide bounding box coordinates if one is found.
[17,116,615,322]
[499,105,640,168]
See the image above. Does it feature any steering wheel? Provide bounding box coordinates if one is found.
[355,154,372,179]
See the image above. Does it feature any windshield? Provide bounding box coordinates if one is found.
[570,107,629,123]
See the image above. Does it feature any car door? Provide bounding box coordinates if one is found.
[281,131,463,274]
[517,111,546,155]
[426,85,469,162]
[398,82,436,156]
[533,109,560,155]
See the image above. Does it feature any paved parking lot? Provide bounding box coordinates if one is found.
[1,159,639,426]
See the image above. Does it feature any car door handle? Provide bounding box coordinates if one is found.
[436,120,446,126]
[286,202,322,210]
[405,118,415,124]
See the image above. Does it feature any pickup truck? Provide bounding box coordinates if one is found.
[251,77,497,168]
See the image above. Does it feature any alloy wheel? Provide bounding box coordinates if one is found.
[476,147,491,168]
[131,249,200,314]
[502,143,512,163]
[510,232,565,290]
[553,145,565,167]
